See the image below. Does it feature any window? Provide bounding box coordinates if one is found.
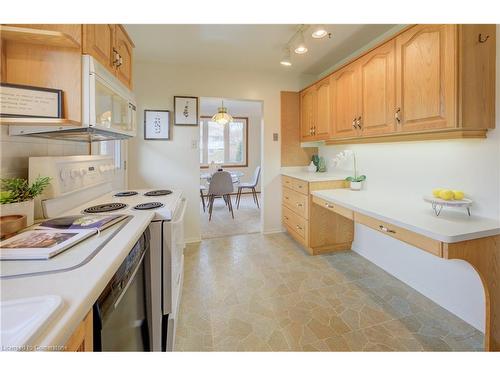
[200,117,248,167]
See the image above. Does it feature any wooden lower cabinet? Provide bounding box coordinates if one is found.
[64,310,93,352]
[282,176,353,255]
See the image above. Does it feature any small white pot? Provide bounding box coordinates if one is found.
[350,181,363,191]
[1,199,34,226]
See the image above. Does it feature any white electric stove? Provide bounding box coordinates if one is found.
[28,156,186,351]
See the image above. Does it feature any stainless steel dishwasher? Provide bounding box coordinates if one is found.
[93,228,151,351]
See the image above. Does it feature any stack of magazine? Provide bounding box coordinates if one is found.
[0,215,127,260]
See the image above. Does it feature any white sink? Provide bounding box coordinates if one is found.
[1,295,63,350]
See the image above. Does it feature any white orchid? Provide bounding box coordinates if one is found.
[332,149,365,183]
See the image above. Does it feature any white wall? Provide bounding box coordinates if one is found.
[129,61,301,242]
[317,26,500,332]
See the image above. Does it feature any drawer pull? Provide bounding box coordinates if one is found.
[324,203,334,209]
[296,225,303,230]
[296,203,303,207]
[298,185,303,188]
[284,216,289,220]
[379,225,396,234]
[285,196,289,200]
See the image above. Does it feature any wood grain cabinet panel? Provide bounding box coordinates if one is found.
[331,64,360,138]
[359,39,396,136]
[300,88,315,141]
[114,25,134,89]
[83,24,115,70]
[65,310,93,352]
[395,24,457,132]
[313,78,331,140]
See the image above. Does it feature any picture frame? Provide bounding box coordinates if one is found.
[174,96,199,126]
[144,110,170,140]
[0,83,62,118]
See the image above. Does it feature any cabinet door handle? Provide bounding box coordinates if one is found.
[296,203,303,207]
[325,203,334,209]
[395,108,401,124]
[379,225,396,234]
[112,49,120,66]
[298,185,303,188]
[352,118,356,129]
[356,116,362,129]
[284,216,289,220]
[118,55,123,67]
[296,225,303,230]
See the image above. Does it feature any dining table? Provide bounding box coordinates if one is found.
[200,170,244,184]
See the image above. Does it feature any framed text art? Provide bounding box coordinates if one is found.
[174,96,198,126]
[0,83,62,118]
[144,110,170,140]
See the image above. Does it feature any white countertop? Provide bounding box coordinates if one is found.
[312,189,500,243]
[281,167,349,182]
[0,211,154,350]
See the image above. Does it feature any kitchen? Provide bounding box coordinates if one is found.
[1,1,500,374]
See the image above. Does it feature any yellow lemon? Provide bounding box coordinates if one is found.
[439,189,454,201]
[432,188,443,198]
[453,190,465,200]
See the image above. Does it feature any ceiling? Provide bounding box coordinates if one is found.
[125,24,397,76]
[200,98,262,117]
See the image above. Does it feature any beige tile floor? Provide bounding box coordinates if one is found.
[200,194,261,239]
[175,232,484,351]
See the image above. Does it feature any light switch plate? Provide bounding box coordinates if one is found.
[191,140,198,149]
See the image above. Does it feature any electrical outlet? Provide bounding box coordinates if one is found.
[273,133,279,141]
[191,140,198,149]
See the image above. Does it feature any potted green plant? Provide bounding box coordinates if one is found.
[332,150,366,191]
[0,177,51,226]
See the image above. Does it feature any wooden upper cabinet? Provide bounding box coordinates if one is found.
[313,78,331,140]
[83,24,134,89]
[300,88,315,141]
[114,25,134,89]
[395,24,457,132]
[83,24,115,70]
[359,40,396,136]
[331,64,360,138]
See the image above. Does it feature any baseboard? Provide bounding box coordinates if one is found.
[185,236,201,244]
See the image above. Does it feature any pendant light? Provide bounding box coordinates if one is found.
[280,47,292,66]
[211,99,233,125]
[294,31,308,54]
[311,25,328,39]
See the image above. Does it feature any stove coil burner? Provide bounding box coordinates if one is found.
[84,203,127,214]
[134,202,164,210]
[114,191,139,197]
[144,190,172,197]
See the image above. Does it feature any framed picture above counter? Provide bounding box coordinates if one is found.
[0,83,62,118]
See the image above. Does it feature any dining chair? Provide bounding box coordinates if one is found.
[236,166,261,209]
[200,184,207,212]
[207,171,234,221]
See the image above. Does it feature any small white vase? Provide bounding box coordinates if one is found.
[0,199,35,226]
[307,162,317,173]
[350,181,363,191]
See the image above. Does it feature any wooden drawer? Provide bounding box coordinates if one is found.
[282,175,309,195]
[354,212,443,257]
[312,195,354,220]
[282,187,309,217]
[283,205,308,239]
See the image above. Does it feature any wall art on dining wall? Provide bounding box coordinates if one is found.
[174,96,198,126]
[144,110,170,140]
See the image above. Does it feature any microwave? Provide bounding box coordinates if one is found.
[8,55,136,142]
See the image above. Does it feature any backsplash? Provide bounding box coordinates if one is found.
[0,126,89,179]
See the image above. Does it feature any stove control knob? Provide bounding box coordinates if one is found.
[70,169,79,179]
[79,168,87,177]
[60,169,70,181]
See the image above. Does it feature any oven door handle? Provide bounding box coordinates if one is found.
[113,251,146,309]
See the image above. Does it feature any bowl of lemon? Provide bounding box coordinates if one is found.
[423,189,472,216]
